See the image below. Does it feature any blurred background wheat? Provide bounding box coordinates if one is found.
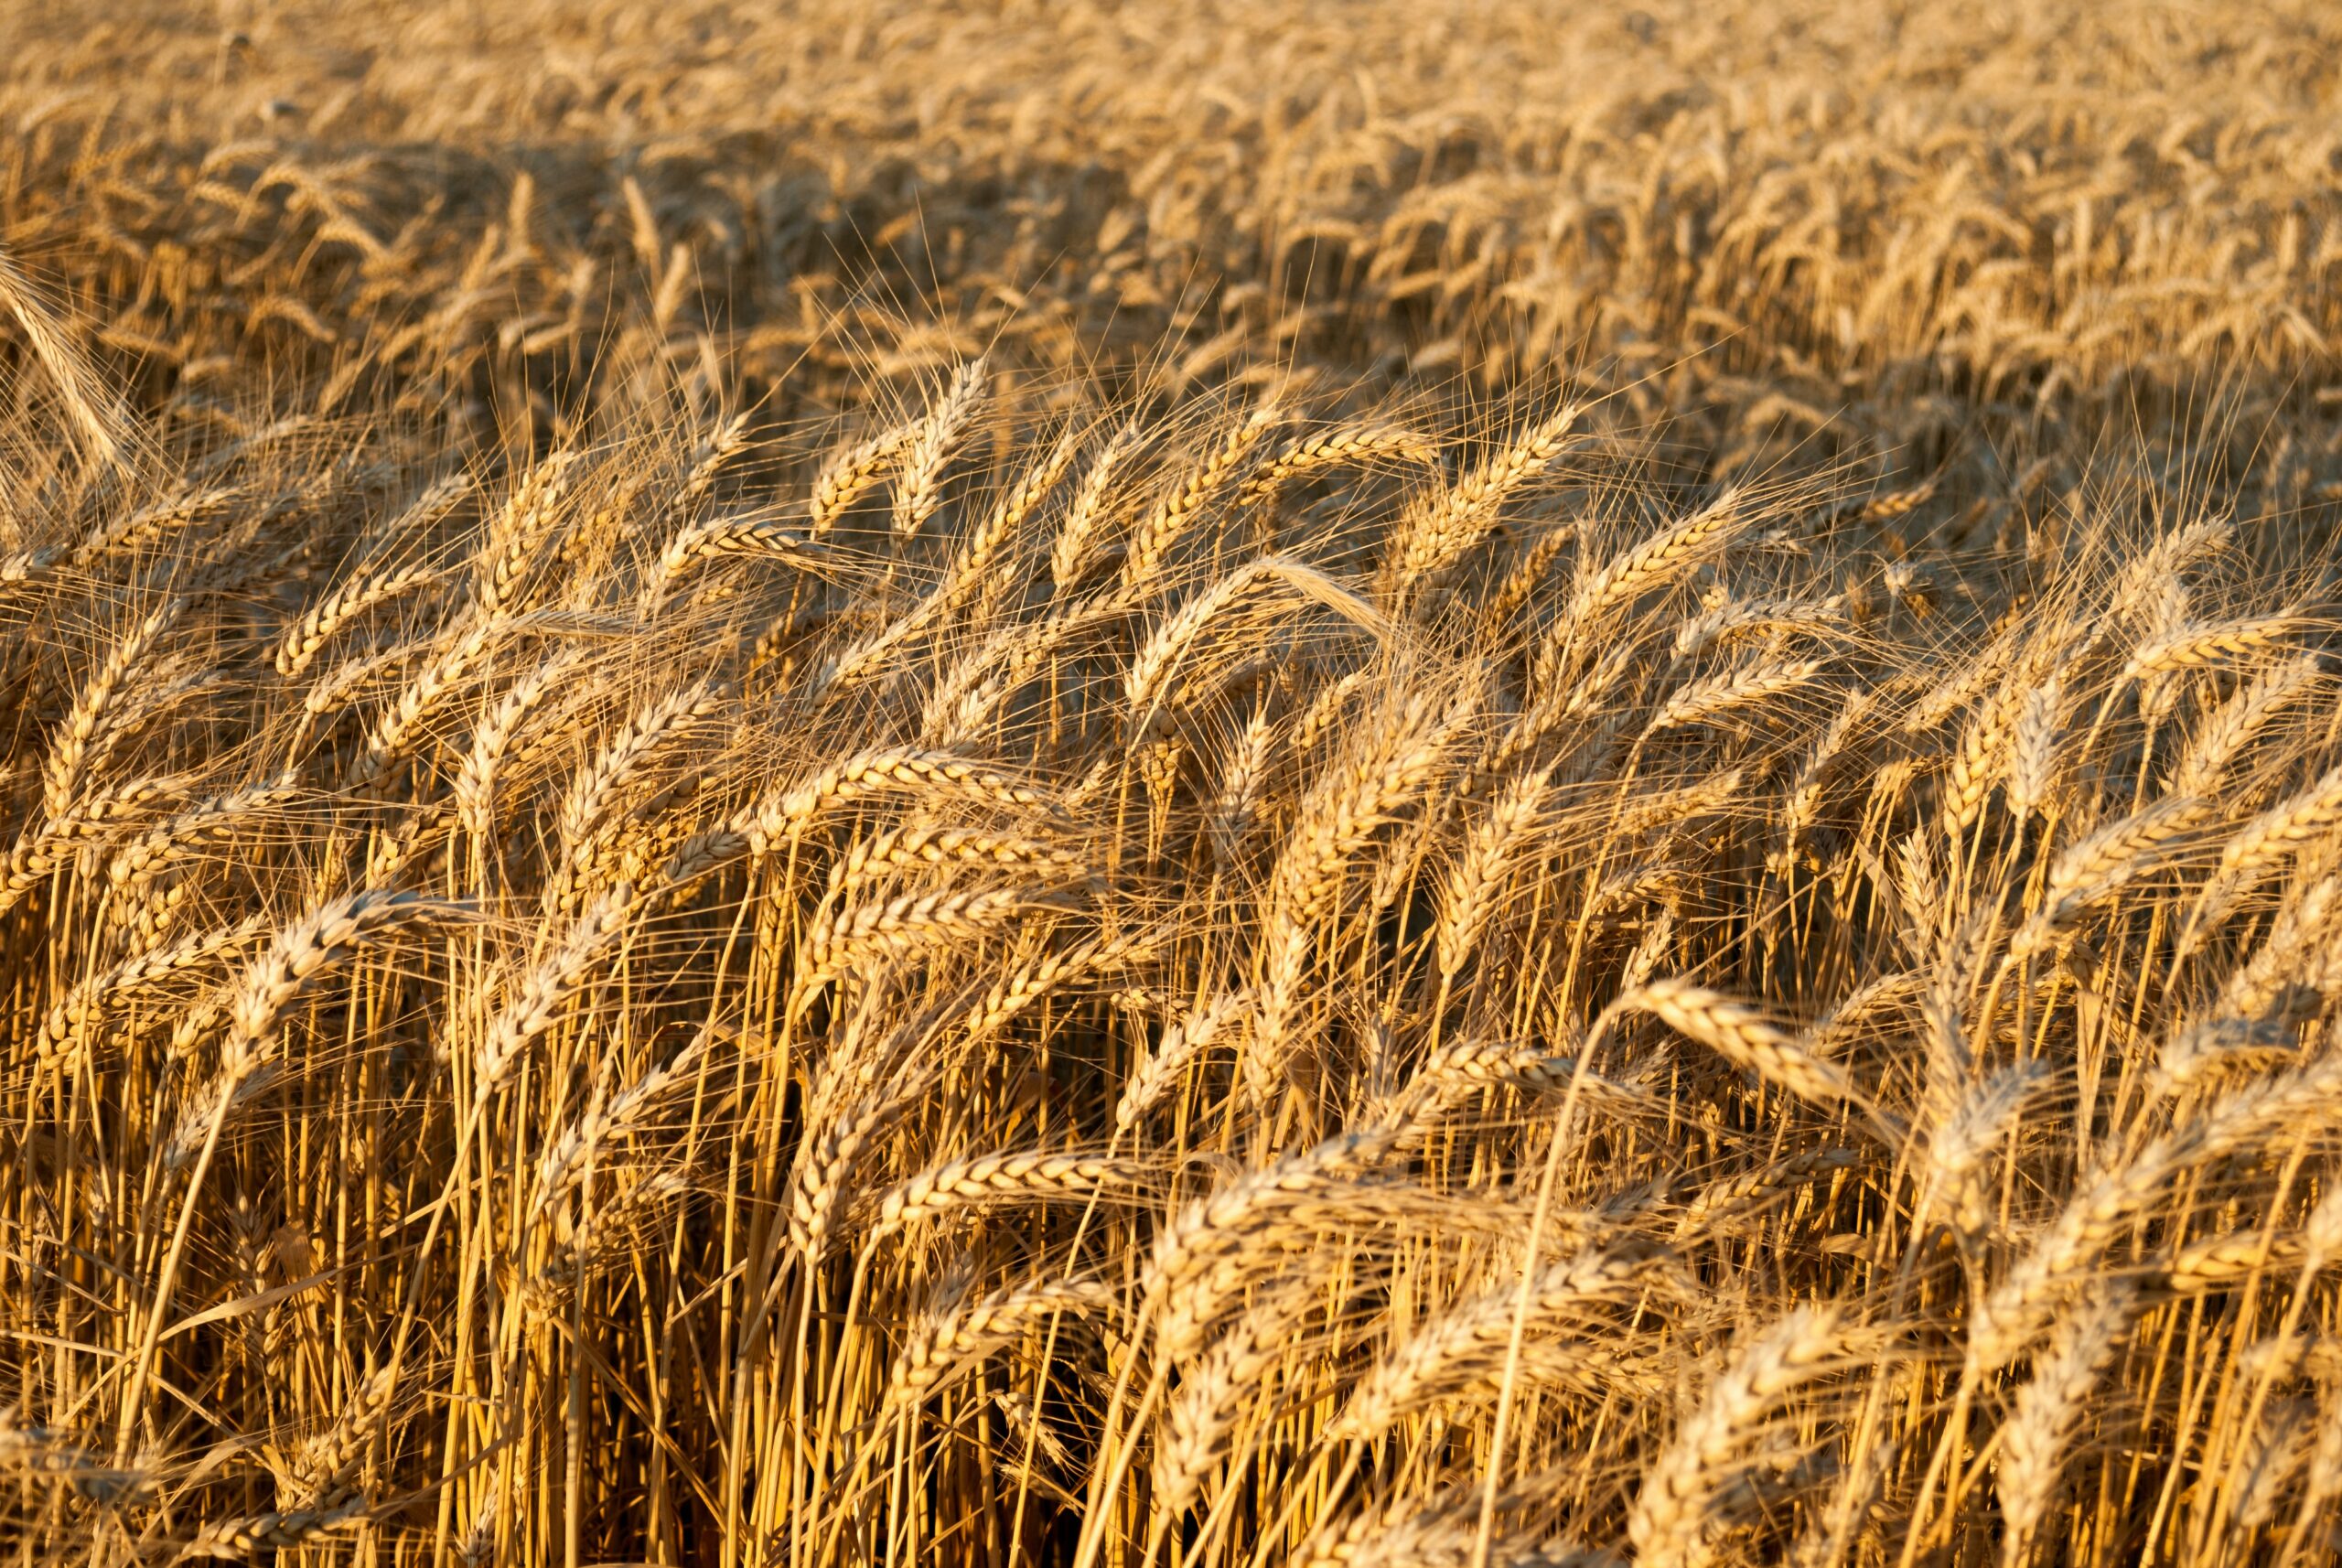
[3,3,2341,1565]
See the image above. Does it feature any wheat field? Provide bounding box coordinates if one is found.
[3,2,2340,1564]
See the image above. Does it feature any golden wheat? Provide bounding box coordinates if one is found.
[1,3,2339,1565]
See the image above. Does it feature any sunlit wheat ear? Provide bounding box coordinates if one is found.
[3,771,194,916]
[1050,421,1144,590]
[791,880,1076,1019]
[1610,978,1869,1120]
[2008,794,2208,958]
[1378,402,1582,605]
[43,602,182,820]
[472,884,636,1105]
[223,891,462,1054]
[1117,989,1253,1132]
[892,357,989,538]
[2226,764,2342,878]
[279,1364,395,1502]
[2165,1230,2307,1294]
[292,639,420,739]
[0,248,134,473]
[552,677,730,897]
[2151,1016,2297,1097]
[868,1147,1138,1239]
[740,748,1052,853]
[1122,560,1286,737]
[454,651,581,837]
[1294,1492,1577,1568]
[454,1463,501,1568]
[1924,1060,2048,1242]
[877,1277,1112,1426]
[2101,516,2232,637]
[1124,404,1282,587]
[1903,637,2013,738]
[671,408,753,506]
[1255,693,1466,1083]
[275,556,443,678]
[359,614,512,780]
[1153,1284,1311,1521]
[178,1495,369,1562]
[2229,1407,2316,1533]
[105,776,301,893]
[1643,657,1825,739]
[1479,640,1629,781]
[974,424,1085,568]
[1140,1127,1428,1359]
[2216,866,2341,1018]
[787,1047,940,1264]
[0,545,62,607]
[827,822,1083,897]
[1773,685,1874,871]
[36,910,273,1071]
[1288,665,1377,761]
[1388,1034,1656,1133]
[804,421,913,538]
[2171,653,2322,793]
[1562,488,1753,633]
[1240,423,1438,511]
[649,512,810,605]
[532,1026,718,1215]
[825,426,1085,688]
[1331,1241,1672,1442]
[170,888,466,1161]
[1611,768,1744,845]
[1480,520,1578,631]
[469,451,582,616]
[1670,590,1846,662]
[960,923,1162,1042]
[1433,760,1556,981]
[1125,557,1380,739]
[1939,669,2031,841]
[1206,705,1276,865]
[1627,1306,1846,1568]
[1961,1060,2327,1378]
[1996,1282,2137,1568]
[2120,612,2302,681]
[921,603,1111,742]
[2004,669,2065,822]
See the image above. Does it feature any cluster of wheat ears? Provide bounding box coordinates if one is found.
[4,1,2342,1565]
